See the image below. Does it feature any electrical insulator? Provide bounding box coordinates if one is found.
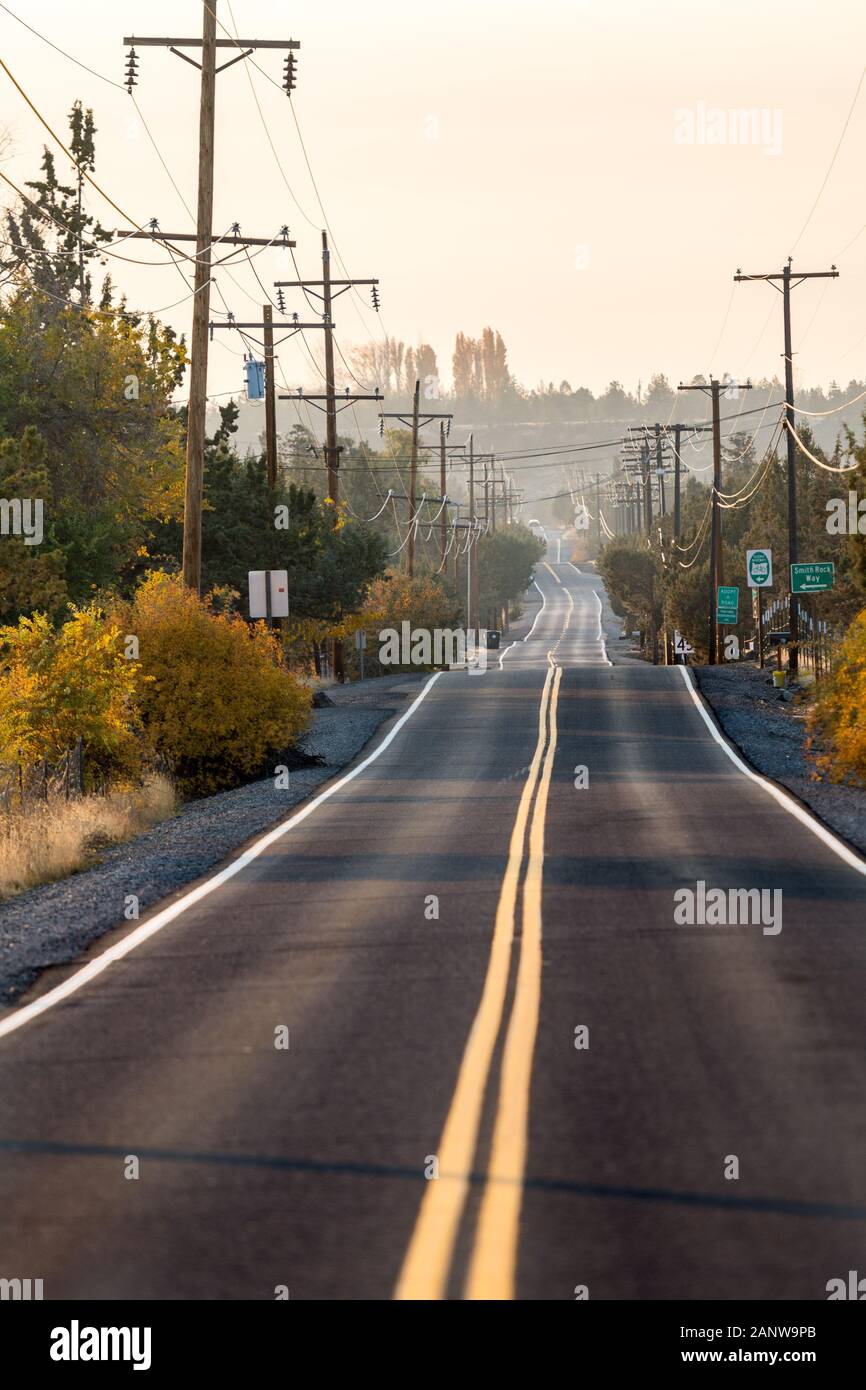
[371,286,380,312]
[379,418,384,437]
[276,289,286,314]
[125,48,139,93]
[446,418,451,437]
[283,53,297,94]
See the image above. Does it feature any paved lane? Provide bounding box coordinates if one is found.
[0,561,864,1300]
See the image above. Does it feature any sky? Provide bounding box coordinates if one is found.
[2,0,866,412]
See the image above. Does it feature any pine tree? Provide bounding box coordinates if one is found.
[3,101,111,307]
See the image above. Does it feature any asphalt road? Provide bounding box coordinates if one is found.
[1,558,865,1301]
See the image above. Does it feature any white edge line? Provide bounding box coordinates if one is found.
[679,666,866,878]
[499,578,547,668]
[0,671,445,1042]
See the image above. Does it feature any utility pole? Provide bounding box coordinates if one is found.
[654,425,666,517]
[262,305,277,491]
[322,231,339,508]
[734,259,838,674]
[679,378,752,663]
[276,232,380,516]
[469,435,478,637]
[184,2,214,594]
[669,422,713,543]
[379,391,453,578]
[124,15,301,592]
[408,380,421,576]
[440,422,448,570]
[673,423,683,540]
[643,442,653,535]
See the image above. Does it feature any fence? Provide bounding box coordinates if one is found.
[0,737,85,814]
[760,596,835,680]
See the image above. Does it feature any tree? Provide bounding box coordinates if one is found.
[477,525,545,629]
[0,427,68,620]
[3,102,111,306]
[152,403,389,622]
[0,291,186,607]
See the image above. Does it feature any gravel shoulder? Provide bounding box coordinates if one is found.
[0,674,426,1006]
[693,662,866,858]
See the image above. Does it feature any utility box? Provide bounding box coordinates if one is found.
[249,569,289,620]
[244,359,266,401]
[486,630,501,650]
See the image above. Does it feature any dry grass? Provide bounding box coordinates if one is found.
[0,775,177,901]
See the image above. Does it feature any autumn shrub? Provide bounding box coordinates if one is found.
[118,572,311,796]
[808,608,866,784]
[0,606,142,784]
[353,569,462,675]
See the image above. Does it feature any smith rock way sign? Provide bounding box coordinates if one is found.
[790,562,834,593]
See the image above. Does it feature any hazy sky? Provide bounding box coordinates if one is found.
[3,0,866,411]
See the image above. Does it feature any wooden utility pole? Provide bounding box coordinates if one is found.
[183,1,216,592]
[673,423,683,541]
[275,234,380,514]
[263,304,277,491]
[123,14,301,592]
[643,442,653,535]
[734,259,838,674]
[379,393,453,578]
[440,422,448,569]
[275,234,383,671]
[679,378,752,663]
[407,380,421,577]
[321,231,340,509]
[469,435,478,636]
[669,422,712,543]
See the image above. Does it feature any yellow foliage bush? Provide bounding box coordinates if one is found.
[0,607,141,782]
[118,572,312,796]
[353,569,462,676]
[808,609,866,784]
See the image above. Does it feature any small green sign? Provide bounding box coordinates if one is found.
[746,548,773,588]
[716,585,739,625]
[791,562,835,593]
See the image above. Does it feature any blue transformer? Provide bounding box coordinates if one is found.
[244,359,266,400]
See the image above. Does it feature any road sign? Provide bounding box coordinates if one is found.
[355,630,366,650]
[716,585,739,625]
[673,630,693,656]
[746,548,773,588]
[791,561,835,593]
[248,569,289,619]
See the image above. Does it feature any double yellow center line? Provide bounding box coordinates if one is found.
[395,657,563,1300]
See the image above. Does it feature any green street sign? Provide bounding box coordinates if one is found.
[790,562,835,593]
[746,548,773,588]
[716,585,739,625]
